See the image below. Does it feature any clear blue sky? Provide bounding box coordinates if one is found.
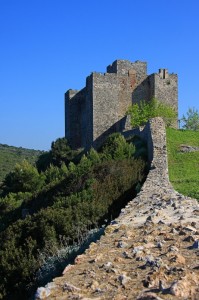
[0,0,198,150]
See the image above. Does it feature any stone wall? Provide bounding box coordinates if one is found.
[92,72,133,148]
[65,89,85,149]
[36,117,199,299]
[131,76,152,105]
[107,60,147,81]
[92,72,121,142]
[122,117,169,171]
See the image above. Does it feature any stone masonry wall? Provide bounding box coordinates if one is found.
[107,60,147,81]
[131,76,152,105]
[36,117,199,299]
[92,72,121,142]
[152,73,178,115]
[92,72,133,148]
[65,89,87,149]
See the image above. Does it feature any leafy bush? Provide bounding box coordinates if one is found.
[51,138,80,167]
[44,163,69,184]
[127,98,177,128]
[36,138,82,172]
[100,133,135,160]
[2,160,45,195]
[181,107,199,131]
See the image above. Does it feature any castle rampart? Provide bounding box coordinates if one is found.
[65,59,178,149]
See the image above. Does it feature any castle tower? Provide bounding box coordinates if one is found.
[151,69,178,114]
[65,60,178,149]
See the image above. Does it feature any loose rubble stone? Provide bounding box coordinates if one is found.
[132,246,144,254]
[169,278,195,298]
[62,264,74,275]
[118,274,131,287]
[117,241,129,248]
[179,144,199,153]
[168,245,179,252]
[103,261,112,268]
[157,241,163,248]
[122,251,132,259]
[169,253,186,265]
[35,287,51,299]
[184,225,197,232]
[137,292,164,300]
[183,235,195,242]
[35,283,56,299]
[63,282,81,292]
[191,240,199,249]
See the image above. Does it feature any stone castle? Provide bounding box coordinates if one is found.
[65,59,178,149]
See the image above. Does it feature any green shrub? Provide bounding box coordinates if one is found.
[181,107,199,131]
[100,133,135,160]
[51,138,80,167]
[127,98,177,128]
[44,163,68,184]
[2,160,45,195]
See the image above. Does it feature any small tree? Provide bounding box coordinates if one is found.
[181,107,199,131]
[127,98,177,128]
[100,133,135,160]
[3,160,45,194]
[51,138,77,167]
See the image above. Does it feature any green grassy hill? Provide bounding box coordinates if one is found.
[0,144,43,183]
[166,128,199,200]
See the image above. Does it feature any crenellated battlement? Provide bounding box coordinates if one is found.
[158,68,169,79]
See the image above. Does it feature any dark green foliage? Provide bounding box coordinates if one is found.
[2,160,45,196]
[36,151,52,172]
[44,163,69,184]
[0,192,32,232]
[87,148,101,164]
[51,138,80,167]
[126,135,148,160]
[0,133,148,299]
[36,138,82,172]
[100,133,135,160]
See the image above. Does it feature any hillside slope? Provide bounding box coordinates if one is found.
[166,128,199,200]
[0,144,43,182]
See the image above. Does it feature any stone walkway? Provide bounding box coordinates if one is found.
[35,118,199,299]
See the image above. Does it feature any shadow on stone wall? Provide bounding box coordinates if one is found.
[92,116,128,150]
[93,117,154,166]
